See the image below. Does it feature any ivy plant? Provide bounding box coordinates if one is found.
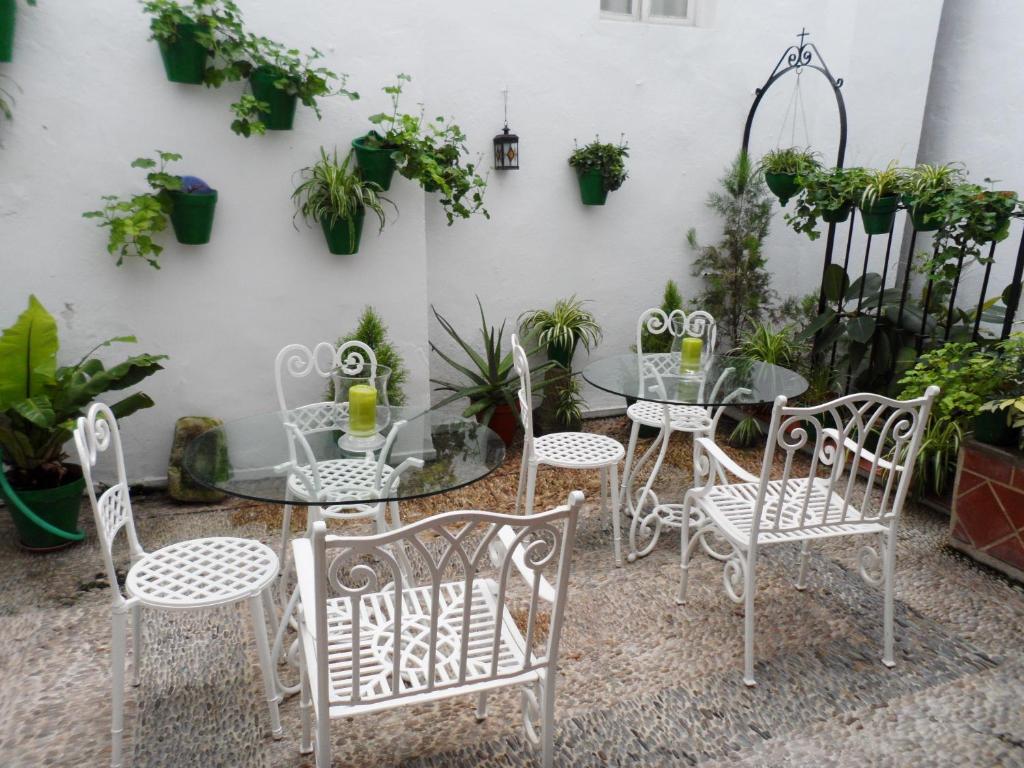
[141,0,248,85]
[568,136,629,192]
[784,166,867,240]
[83,151,184,269]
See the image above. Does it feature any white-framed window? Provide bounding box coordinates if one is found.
[600,0,694,25]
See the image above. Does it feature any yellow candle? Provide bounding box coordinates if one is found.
[348,383,378,435]
[680,337,703,372]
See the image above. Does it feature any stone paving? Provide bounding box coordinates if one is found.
[2,418,1024,767]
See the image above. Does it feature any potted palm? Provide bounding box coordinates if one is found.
[901,163,965,232]
[757,148,820,206]
[430,300,552,446]
[0,296,165,550]
[0,0,33,63]
[856,163,903,235]
[568,136,628,206]
[292,147,395,255]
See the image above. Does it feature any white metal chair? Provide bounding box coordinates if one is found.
[293,491,584,768]
[73,403,283,768]
[510,334,626,565]
[676,387,939,687]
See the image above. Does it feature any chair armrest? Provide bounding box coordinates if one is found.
[382,456,425,498]
[821,428,896,471]
[488,525,556,603]
[694,436,759,484]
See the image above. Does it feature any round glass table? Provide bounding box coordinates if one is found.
[583,352,808,560]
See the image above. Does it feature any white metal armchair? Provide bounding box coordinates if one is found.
[292,491,584,768]
[676,387,939,686]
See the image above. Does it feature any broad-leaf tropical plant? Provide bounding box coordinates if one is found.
[0,296,166,490]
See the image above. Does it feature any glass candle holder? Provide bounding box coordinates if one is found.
[332,365,391,452]
[679,336,703,373]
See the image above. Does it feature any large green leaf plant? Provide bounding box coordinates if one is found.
[0,296,166,489]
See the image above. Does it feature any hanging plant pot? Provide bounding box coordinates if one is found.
[822,202,852,224]
[0,0,16,62]
[764,172,800,206]
[168,189,217,245]
[973,410,1021,448]
[320,208,365,255]
[859,195,899,235]
[249,66,298,130]
[477,402,520,446]
[351,132,398,191]
[901,195,941,232]
[157,22,209,84]
[0,465,86,551]
[577,169,608,206]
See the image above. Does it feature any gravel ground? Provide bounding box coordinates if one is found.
[1,415,1022,767]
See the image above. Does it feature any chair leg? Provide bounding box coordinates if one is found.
[110,609,128,768]
[131,603,142,687]
[882,531,897,668]
[675,498,693,605]
[523,462,538,516]
[795,540,811,591]
[476,690,489,721]
[608,464,622,568]
[541,672,556,768]
[278,499,294,610]
[599,466,608,519]
[514,450,529,515]
[299,660,313,755]
[619,420,641,514]
[249,592,284,739]
[743,553,757,687]
[316,696,332,768]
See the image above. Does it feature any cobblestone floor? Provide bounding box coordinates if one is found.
[2,417,1023,767]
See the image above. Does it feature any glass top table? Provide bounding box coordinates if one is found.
[582,352,808,406]
[183,406,507,505]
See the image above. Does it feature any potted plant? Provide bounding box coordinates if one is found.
[84,150,218,267]
[519,296,602,433]
[0,73,17,122]
[292,147,394,255]
[785,166,865,240]
[0,296,165,550]
[141,0,243,85]
[756,147,819,206]
[568,136,628,206]
[855,162,903,235]
[430,299,552,446]
[974,333,1024,447]
[901,162,965,232]
[0,0,33,63]
[353,75,488,224]
[328,307,408,405]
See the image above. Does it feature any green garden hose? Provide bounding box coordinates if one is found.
[0,449,86,542]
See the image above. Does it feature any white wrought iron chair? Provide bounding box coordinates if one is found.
[676,387,939,687]
[73,403,283,768]
[293,491,584,768]
[510,334,626,565]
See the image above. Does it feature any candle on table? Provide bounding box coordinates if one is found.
[680,337,703,372]
[348,383,378,435]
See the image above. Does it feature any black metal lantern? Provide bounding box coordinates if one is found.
[493,89,519,170]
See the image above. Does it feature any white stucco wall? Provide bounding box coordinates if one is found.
[0,0,943,482]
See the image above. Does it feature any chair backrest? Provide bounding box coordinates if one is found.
[749,387,939,546]
[73,403,144,607]
[634,308,717,397]
[509,333,534,459]
[307,491,583,707]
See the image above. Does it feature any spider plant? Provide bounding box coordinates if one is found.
[733,322,800,368]
[518,296,603,369]
[554,373,586,430]
[0,75,19,121]
[857,162,904,209]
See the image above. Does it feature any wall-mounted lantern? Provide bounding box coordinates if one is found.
[493,88,519,170]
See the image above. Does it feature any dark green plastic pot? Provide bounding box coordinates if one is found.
[321,208,365,255]
[764,172,800,205]
[1,466,85,551]
[859,195,899,235]
[157,22,208,84]
[973,410,1021,447]
[351,132,397,191]
[250,67,298,130]
[577,169,608,206]
[902,195,941,232]
[822,203,852,224]
[0,0,15,62]
[169,189,217,245]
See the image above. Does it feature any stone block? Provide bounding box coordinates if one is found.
[167,416,228,503]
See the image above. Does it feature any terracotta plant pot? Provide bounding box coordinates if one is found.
[477,402,520,446]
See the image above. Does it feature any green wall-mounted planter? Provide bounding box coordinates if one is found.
[902,195,941,232]
[859,195,899,236]
[577,169,608,206]
[764,172,800,206]
[973,410,1021,448]
[0,466,85,551]
[351,132,397,191]
[822,202,852,224]
[0,0,17,62]
[168,189,217,245]
[250,66,298,130]
[157,22,209,85]
[321,208,365,255]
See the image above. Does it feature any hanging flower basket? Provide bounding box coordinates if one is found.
[576,169,609,206]
[351,132,398,191]
[168,187,218,245]
[249,66,298,130]
[320,209,365,255]
[764,172,801,206]
[859,194,899,235]
[157,21,209,84]
[822,202,852,224]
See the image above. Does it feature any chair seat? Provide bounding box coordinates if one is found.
[694,477,888,546]
[626,399,712,432]
[534,431,625,469]
[288,459,394,504]
[126,537,279,610]
[304,579,533,716]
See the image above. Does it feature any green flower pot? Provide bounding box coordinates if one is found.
[157,22,208,84]
[764,172,800,205]
[1,466,85,551]
[859,195,899,236]
[577,169,608,206]
[168,189,217,245]
[973,410,1021,447]
[351,132,397,191]
[822,202,852,224]
[249,66,298,131]
[321,208,365,255]
[902,195,941,232]
[0,0,16,62]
